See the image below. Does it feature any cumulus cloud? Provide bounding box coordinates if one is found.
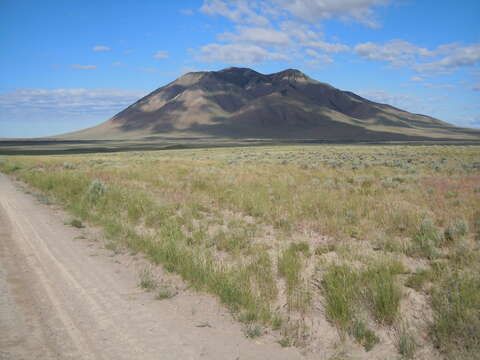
[0,88,146,114]
[305,49,333,63]
[0,88,148,137]
[354,40,433,67]
[200,0,269,25]
[354,40,480,74]
[414,43,480,72]
[219,26,291,45]
[272,0,390,27]
[195,43,288,64]
[356,89,445,116]
[306,41,350,53]
[196,1,358,66]
[153,50,169,59]
[93,45,111,51]
[68,64,97,69]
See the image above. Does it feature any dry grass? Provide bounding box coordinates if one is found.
[2,144,479,359]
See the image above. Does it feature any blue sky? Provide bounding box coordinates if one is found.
[1,0,479,138]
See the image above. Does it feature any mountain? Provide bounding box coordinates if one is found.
[58,67,480,142]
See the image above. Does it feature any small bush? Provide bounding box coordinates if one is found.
[244,324,262,338]
[66,218,84,228]
[350,319,379,351]
[63,162,76,169]
[408,219,443,259]
[86,179,107,202]
[138,267,157,291]
[444,219,469,242]
[156,284,177,300]
[405,269,432,291]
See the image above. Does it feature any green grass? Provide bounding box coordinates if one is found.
[395,323,417,359]
[363,263,402,325]
[431,271,480,359]
[65,218,84,228]
[350,319,379,352]
[322,264,358,330]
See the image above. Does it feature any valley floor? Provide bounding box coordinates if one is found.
[1,144,479,360]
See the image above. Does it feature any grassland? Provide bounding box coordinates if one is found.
[1,144,479,359]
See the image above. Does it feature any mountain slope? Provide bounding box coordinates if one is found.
[58,68,480,141]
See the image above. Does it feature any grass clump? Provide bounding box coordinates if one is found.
[138,266,157,291]
[363,264,402,325]
[444,219,469,242]
[322,264,358,330]
[244,324,262,338]
[155,284,177,300]
[86,179,107,202]
[350,319,379,352]
[431,271,480,359]
[395,324,417,359]
[278,245,310,312]
[405,268,432,291]
[322,262,402,336]
[408,219,444,259]
[65,218,84,228]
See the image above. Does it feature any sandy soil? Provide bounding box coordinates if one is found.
[0,173,304,360]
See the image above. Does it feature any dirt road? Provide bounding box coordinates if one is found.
[0,173,303,360]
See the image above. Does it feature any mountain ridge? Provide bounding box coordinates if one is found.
[57,67,480,141]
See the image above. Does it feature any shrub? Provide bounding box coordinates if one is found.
[408,219,443,259]
[350,319,379,351]
[444,219,469,242]
[138,267,157,291]
[86,179,107,202]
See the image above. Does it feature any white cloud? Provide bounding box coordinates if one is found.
[356,89,444,116]
[280,21,320,43]
[306,40,349,53]
[111,61,124,67]
[219,26,291,45]
[93,45,111,51]
[423,83,455,89]
[153,50,169,59]
[272,0,390,27]
[195,43,288,65]
[354,40,433,67]
[0,88,146,115]
[411,76,423,82]
[414,43,480,72]
[68,64,97,69]
[305,49,333,63]
[200,0,269,25]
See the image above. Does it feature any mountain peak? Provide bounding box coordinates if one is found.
[58,67,478,142]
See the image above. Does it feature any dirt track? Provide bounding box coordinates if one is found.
[0,173,303,360]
